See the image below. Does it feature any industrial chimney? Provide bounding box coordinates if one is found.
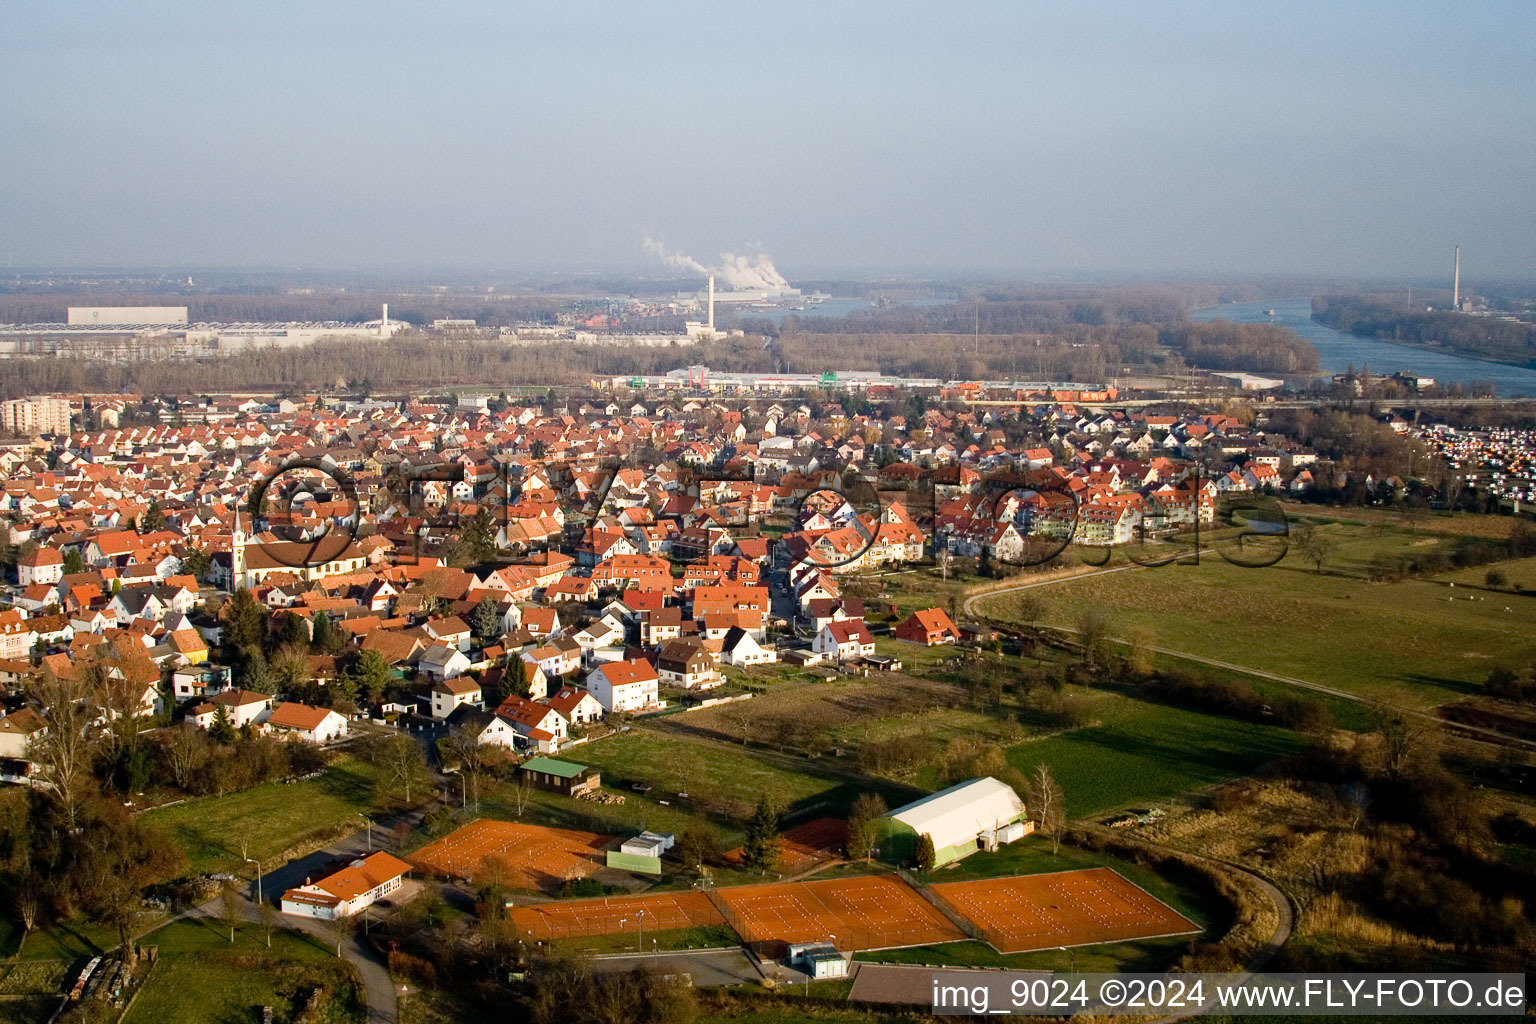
[1452,247,1460,310]
[381,303,390,337]
[707,274,715,332]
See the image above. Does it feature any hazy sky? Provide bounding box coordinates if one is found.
[4,1,1533,279]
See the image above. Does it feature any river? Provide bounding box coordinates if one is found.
[1192,298,1536,398]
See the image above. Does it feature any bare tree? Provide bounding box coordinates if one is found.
[372,733,430,806]
[1294,522,1337,575]
[1122,625,1156,677]
[1014,593,1046,633]
[1028,763,1066,855]
[13,876,40,955]
[329,911,354,957]
[219,878,242,942]
[29,667,99,831]
[442,727,484,812]
[160,724,210,791]
[1075,608,1110,672]
[258,899,278,948]
[510,766,535,817]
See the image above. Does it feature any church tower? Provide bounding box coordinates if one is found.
[231,502,248,590]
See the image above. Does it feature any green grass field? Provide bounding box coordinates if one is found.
[125,919,361,1024]
[1438,554,1536,591]
[140,756,387,875]
[988,695,1306,819]
[977,547,1536,708]
[566,728,841,820]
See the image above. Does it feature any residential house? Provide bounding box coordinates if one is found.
[430,676,482,720]
[721,626,777,667]
[656,640,720,690]
[265,701,349,743]
[812,618,877,663]
[585,658,660,713]
[544,685,604,726]
[894,607,960,646]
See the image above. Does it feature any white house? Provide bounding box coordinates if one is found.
[812,619,876,663]
[496,694,569,751]
[430,676,482,720]
[544,685,605,725]
[264,701,348,743]
[585,658,660,713]
[188,688,272,730]
[524,641,581,680]
[721,626,777,667]
[280,851,412,920]
[446,705,519,750]
[17,547,65,587]
[419,644,473,682]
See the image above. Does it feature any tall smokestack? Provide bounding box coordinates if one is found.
[707,274,715,332]
[382,303,389,337]
[1452,247,1460,309]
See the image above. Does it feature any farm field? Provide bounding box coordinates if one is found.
[570,724,867,821]
[994,695,1307,819]
[976,547,1536,707]
[1438,554,1536,590]
[673,671,1018,751]
[139,755,390,875]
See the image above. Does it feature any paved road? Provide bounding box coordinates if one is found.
[173,899,400,1024]
[962,572,1536,753]
[138,800,443,1024]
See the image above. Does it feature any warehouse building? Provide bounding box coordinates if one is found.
[881,776,1031,867]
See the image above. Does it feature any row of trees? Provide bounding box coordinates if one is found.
[1313,294,1536,368]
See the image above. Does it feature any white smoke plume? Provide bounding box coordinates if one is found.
[644,237,791,291]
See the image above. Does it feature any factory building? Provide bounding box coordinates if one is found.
[0,305,400,360]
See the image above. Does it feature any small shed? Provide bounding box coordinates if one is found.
[787,942,849,979]
[620,830,675,856]
[518,756,601,797]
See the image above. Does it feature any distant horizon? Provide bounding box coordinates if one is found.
[0,263,1522,295]
[4,2,1533,278]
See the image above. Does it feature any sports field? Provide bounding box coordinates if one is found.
[724,816,847,875]
[929,868,1198,953]
[510,890,726,942]
[716,874,964,952]
[408,819,611,890]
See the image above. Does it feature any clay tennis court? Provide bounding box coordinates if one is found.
[717,874,965,952]
[408,819,612,891]
[509,890,727,942]
[723,816,847,874]
[929,868,1200,953]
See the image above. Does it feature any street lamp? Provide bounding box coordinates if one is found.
[636,909,646,953]
[1058,945,1075,975]
[357,813,373,851]
[243,856,262,906]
